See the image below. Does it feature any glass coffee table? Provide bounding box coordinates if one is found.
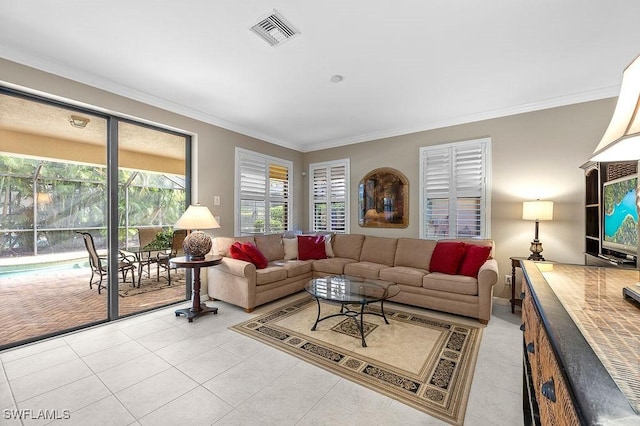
[305,275,400,347]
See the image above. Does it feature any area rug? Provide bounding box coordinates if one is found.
[230,295,483,425]
[118,270,185,297]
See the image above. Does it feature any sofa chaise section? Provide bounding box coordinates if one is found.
[385,238,498,323]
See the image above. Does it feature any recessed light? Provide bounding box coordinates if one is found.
[330,75,344,83]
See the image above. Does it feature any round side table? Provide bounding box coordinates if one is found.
[171,255,222,322]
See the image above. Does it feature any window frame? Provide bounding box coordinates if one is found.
[308,158,350,234]
[419,138,492,240]
[235,147,292,236]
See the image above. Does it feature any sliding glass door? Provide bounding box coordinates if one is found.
[117,121,188,317]
[0,88,190,350]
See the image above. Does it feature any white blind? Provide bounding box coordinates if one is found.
[239,153,266,199]
[421,139,490,239]
[236,148,291,235]
[310,159,349,233]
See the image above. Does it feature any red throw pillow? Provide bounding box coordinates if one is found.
[229,242,252,263]
[241,242,268,269]
[297,235,327,260]
[429,242,466,275]
[458,244,492,278]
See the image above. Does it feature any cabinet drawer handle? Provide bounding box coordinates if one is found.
[526,342,535,354]
[520,323,526,332]
[541,378,556,403]
[520,292,526,299]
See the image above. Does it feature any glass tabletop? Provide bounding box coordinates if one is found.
[305,275,400,304]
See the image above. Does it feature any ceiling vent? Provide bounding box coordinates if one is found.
[251,10,300,47]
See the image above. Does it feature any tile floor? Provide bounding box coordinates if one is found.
[0,295,524,426]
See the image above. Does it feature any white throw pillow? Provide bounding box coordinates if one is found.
[282,237,298,260]
[324,234,334,257]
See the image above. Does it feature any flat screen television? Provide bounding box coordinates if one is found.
[602,175,638,256]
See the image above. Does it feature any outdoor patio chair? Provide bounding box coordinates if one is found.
[136,227,164,280]
[156,229,187,285]
[77,232,136,294]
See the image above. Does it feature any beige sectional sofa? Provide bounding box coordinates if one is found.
[207,233,499,323]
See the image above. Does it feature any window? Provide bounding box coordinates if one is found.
[420,138,491,239]
[235,148,291,235]
[309,159,349,233]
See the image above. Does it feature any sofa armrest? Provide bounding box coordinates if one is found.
[477,258,499,289]
[476,258,499,323]
[217,257,256,278]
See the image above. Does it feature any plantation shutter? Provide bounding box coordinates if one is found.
[421,139,490,239]
[239,153,267,198]
[330,163,347,232]
[236,148,291,235]
[423,148,452,239]
[310,159,349,233]
[312,166,329,231]
[455,144,484,238]
[269,164,289,233]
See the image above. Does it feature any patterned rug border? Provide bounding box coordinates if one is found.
[230,296,483,425]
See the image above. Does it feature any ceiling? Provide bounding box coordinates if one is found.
[0,93,187,160]
[1,1,640,152]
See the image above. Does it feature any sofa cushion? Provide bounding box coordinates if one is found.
[229,242,252,262]
[215,236,254,257]
[332,234,365,260]
[379,266,427,287]
[344,261,387,279]
[359,236,397,266]
[298,235,327,260]
[282,237,298,260]
[429,241,466,275]
[394,238,437,270]
[312,258,357,275]
[271,260,312,278]
[254,234,285,261]
[323,234,335,257]
[458,244,492,278]
[242,242,268,269]
[255,265,288,285]
[423,272,478,296]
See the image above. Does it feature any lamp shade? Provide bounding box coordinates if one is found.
[522,200,554,221]
[175,204,220,230]
[590,55,640,161]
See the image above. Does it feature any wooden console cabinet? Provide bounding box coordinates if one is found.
[521,261,638,425]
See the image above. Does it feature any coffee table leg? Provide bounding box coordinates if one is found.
[311,297,321,331]
[380,300,391,324]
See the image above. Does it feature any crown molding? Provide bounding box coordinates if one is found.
[301,86,620,152]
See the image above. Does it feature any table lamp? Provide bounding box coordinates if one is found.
[175,204,220,260]
[522,200,554,261]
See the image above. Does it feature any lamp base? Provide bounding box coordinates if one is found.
[182,231,212,261]
[527,253,545,261]
[528,240,545,261]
